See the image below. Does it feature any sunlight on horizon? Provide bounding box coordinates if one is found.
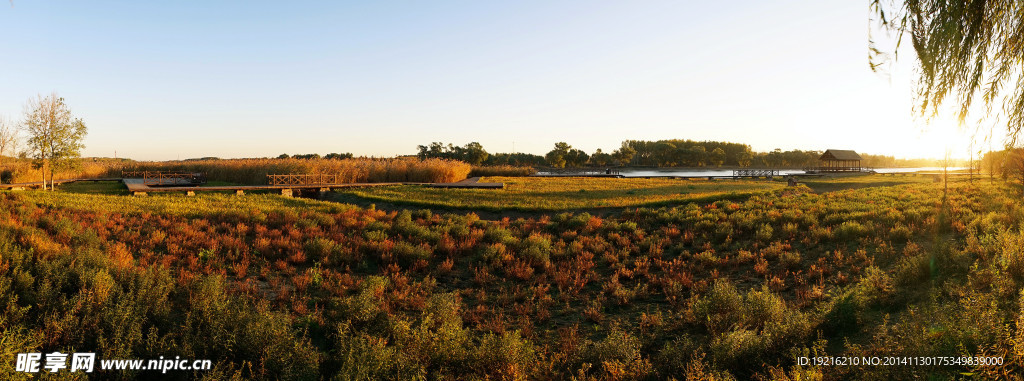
[892,117,977,161]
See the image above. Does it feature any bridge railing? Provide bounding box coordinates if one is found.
[801,166,874,173]
[732,169,779,177]
[268,174,342,186]
[122,170,207,186]
[538,168,621,175]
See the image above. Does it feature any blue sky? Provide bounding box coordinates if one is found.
[0,1,978,160]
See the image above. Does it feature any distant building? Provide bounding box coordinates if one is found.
[818,149,862,172]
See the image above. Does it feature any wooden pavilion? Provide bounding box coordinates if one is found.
[818,149,862,172]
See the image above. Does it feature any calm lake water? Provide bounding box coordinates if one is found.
[538,167,970,177]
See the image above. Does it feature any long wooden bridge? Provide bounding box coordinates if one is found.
[122,170,207,186]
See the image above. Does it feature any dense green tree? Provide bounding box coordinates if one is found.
[564,148,590,167]
[675,147,696,167]
[325,152,355,160]
[736,150,753,167]
[654,142,677,167]
[619,139,753,167]
[484,152,546,166]
[417,142,446,160]
[612,145,636,166]
[461,142,489,165]
[545,142,571,168]
[544,152,566,168]
[590,148,612,166]
[709,147,726,167]
[416,142,489,165]
[1003,148,1024,190]
[692,146,707,166]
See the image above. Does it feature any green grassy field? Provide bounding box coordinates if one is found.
[54,180,129,195]
[3,178,1022,379]
[4,174,1024,379]
[797,174,937,193]
[332,176,787,211]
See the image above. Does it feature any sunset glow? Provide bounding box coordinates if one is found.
[0,1,989,160]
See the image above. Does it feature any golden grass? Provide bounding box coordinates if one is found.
[0,158,127,184]
[335,176,785,211]
[797,174,940,193]
[118,157,471,184]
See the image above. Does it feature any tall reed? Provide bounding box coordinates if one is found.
[117,157,471,184]
[0,158,127,184]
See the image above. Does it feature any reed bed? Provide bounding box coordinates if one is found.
[0,158,127,184]
[118,157,471,184]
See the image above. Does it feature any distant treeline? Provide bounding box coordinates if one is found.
[275,152,354,160]
[982,148,1024,181]
[415,140,960,168]
[416,142,548,166]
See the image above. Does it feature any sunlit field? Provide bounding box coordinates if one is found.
[798,174,937,193]
[122,157,472,184]
[333,176,786,211]
[54,180,129,196]
[3,176,1023,379]
[6,0,1024,378]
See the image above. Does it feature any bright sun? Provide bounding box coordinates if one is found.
[901,115,979,161]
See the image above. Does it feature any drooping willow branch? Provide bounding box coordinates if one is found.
[871,0,1024,146]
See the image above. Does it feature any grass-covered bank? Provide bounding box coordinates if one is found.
[333,176,786,212]
[1,179,1023,379]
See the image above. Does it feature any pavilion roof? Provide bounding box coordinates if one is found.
[820,149,862,161]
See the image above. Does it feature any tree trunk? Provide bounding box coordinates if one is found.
[41,160,47,191]
[45,159,52,191]
[943,163,948,200]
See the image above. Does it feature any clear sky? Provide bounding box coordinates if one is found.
[0,1,983,161]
